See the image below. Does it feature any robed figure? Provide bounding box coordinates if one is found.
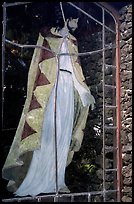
[2,23,95,196]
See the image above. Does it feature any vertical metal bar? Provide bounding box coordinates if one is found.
[102,8,106,202]
[53,3,66,196]
[37,197,41,202]
[54,195,58,202]
[60,2,66,25]
[54,55,60,196]
[2,2,7,129]
[116,23,122,202]
[88,193,91,202]
[112,44,117,194]
[71,195,74,202]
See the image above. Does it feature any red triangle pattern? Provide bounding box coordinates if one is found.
[36,69,50,86]
[70,38,77,46]
[21,121,37,140]
[40,40,55,61]
[29,94,42,112]
[75,57,81,65]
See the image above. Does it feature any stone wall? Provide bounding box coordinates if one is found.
[119,4,132,202]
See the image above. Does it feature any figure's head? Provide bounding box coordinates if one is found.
[67,17,79,32]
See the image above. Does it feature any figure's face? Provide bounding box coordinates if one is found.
[68,18,78,32]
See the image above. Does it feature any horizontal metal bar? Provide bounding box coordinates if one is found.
[105,43,116,48]
[2,128,16,132]
[104,125,117,129]
[5,39,56,55]
[105,145,118,151]
[67,2,116,34]
[5,38,116,57]
[2,190,118,202]
[105,64,116,68]
[105,105,117,109]
[77,46,115,56]
[105,84,116,89]
[3,2,32,8]
[105,168,117,172]
[60,46,116,56]
[58,190,116,196]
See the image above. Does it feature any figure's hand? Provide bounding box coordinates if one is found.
[89,94,95,110]
[82,92,95,110]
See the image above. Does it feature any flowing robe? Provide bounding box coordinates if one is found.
[2,27,95,195]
